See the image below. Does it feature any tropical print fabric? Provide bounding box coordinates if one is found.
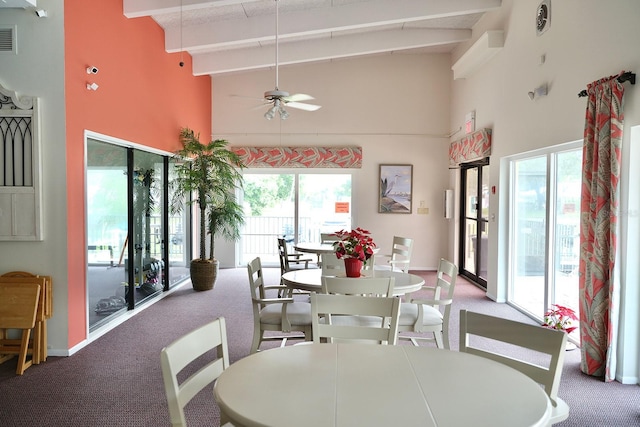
[449,128,491,166]
[232,146,362,168]
[579,73,624,381]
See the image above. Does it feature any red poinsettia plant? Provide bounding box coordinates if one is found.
[332,228,376,262]
[542,304,578,334]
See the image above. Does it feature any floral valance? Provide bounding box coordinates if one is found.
[449,128,492,166]
[231,146,362,168]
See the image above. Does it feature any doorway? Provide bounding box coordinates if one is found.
[508,144,581,325]
[86,137,191,332]
[459,159,489,288]
[240,171,352,266]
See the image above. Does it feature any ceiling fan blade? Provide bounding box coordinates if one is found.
[286,102,322,112]
[284,93,315,102]
[250,103,271,111]
[230,94,265,101]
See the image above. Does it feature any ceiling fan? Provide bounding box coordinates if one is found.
[262,0,321,120]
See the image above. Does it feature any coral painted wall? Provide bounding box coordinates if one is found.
[65,0,211,346]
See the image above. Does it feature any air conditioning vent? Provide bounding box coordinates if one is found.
[0,27,16,53]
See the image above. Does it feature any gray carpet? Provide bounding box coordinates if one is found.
[1,267,638,426]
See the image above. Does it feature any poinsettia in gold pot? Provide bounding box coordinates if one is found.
[171,128,245,291]
[332,228,376,277]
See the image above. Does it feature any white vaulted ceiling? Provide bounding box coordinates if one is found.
[123,0,501,77]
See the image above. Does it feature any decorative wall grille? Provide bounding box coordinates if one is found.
[0,81,42,240]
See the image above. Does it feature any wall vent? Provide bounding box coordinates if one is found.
[0,26,16,54]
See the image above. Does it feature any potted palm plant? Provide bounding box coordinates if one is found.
[171,127,245,291]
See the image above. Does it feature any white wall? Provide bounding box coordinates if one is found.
[0,1,69,352]
[451,0,640,383]
[212,53,454,270]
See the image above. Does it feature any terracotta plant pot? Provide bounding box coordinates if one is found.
[343,258,363,277]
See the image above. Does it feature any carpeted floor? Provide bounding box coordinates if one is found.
[1,267,638,426]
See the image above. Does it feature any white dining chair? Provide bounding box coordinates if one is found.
[312,276,399,343]
[397,258,457,348]
[321,275,395,297]
[278,237,315,295]
[320,252,345,276]
[459,310,570,424]
[379,236,413,272]
[320,232,340,244]
[247,257,312,352]
[160,317,231,427]
[311,292,400,345]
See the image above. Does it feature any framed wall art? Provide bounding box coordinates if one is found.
[379,164,413,213]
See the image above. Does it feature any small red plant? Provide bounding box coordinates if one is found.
[332,228,376,262]
[542,304,578,334]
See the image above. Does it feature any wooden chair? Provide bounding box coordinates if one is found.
[311,277,400,345]
[397,258,457,348]
[0,282,41,375]
[379,236,413,272]
[459,310,570,424]
[161,317,230,427]
[247,257,312,353]
[0,271,52,364]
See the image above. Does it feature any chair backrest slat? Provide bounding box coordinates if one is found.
[388,236,413,272]
[311,291,400,345]
[320,233,340,244]
[321,252,345,275]
[321,276,394,297]
[459,310,567,406]
[161,317,229,427]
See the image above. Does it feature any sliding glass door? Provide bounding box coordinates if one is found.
[87,138,191,332]
[87,140,129,330]
[508,144,581,333]
[130,150,165,305]
[240,172,352,266]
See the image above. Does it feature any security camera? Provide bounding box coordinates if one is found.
[528,91,535,100]
[86,66,99,75]
[35,9,48,18]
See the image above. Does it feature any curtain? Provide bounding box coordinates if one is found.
[579,74,624,381]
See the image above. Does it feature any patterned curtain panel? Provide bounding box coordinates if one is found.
[231,147,362,168]
[449,129,491,166]
[579,74,624,381]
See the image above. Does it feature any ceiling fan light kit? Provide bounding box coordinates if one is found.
[264,99,289,120]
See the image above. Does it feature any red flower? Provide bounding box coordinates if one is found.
[542,304,578,334]
[332,228,376,262]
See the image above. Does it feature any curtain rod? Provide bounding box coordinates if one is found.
[578,71,636,97]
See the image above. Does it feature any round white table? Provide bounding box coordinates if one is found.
[281,268,424,296]
[293,242,336,255]
[214,344,552,427]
